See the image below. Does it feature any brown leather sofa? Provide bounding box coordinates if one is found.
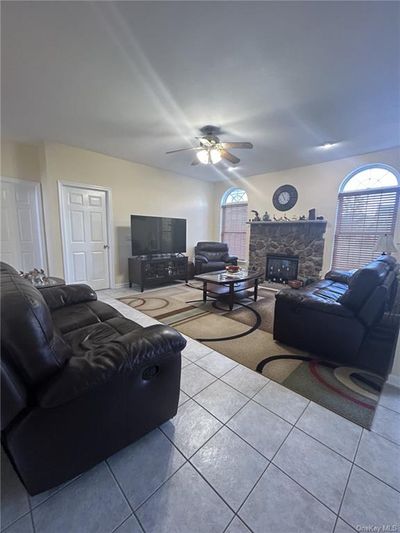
[273,255,398,376]
[0,262,186,495]
[194,241,238,274]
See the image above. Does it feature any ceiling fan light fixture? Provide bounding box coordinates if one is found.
[196,149,210,164]
[210,148,222,164]
[167,127,252,166]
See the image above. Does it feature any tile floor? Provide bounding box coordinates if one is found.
[1,287,400,533]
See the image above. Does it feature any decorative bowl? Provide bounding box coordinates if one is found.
[226,265,240,273]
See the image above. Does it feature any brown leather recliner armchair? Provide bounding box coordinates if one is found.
[0,262,186,495]
[194,241,238,274]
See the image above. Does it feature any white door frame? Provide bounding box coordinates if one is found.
[58,180,115,289]
[0,176,48,272]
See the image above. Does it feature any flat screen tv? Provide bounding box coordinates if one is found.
[131,215,186,256]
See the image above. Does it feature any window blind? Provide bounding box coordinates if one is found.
[221,203,248,260]
[332,186,400,270]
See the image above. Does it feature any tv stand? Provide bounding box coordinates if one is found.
[128,255,188,292]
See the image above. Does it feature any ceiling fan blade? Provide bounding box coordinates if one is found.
[191,159,200,166]
[166,147,198,154]
[221,142,253,149]
[220,150,240,164]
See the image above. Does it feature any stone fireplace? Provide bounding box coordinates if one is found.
[248,220,327,281]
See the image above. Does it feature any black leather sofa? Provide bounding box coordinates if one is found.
[194,241,238,274]
[0,262,186,495]
[273,255,398,376]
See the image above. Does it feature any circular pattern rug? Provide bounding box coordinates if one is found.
[256,355,384,428]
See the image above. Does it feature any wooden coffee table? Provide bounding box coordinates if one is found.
[194,269,263,310]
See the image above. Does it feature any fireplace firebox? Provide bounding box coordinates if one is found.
[266,254,299,283]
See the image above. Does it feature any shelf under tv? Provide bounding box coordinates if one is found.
[128,255,188,292]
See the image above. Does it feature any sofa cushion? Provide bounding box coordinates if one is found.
[375,254,397,269]
[203,252,226,261]
[324,269,356,285]
[51,300,121,334]
[281,279,348,303]
[40,284,97,311]
[1,271,71,386]
[201,262,227,273]
[338,260,390,311]
[63,316,143,357]
[196,242,229,254]
[0,261,19,275]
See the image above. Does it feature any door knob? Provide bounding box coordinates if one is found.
[103,244,110,249]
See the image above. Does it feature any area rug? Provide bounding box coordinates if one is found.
[118,283,383,428]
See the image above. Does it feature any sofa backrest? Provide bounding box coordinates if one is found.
[195,242,229,261]
[1,265,71,387]
[338,257,393,313]
[375,254,397,270]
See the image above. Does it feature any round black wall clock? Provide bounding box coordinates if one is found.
[272,184,298,211]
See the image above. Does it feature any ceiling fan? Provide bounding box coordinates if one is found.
[166,125,253,166]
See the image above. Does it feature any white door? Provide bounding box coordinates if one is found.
[0,178,47,272]
[61,185,110,290]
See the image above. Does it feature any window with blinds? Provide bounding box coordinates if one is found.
[332,185,400,270]
[221,189,248,261]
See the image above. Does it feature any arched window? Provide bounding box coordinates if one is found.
[221,188,248,260]
[332,164,400,270]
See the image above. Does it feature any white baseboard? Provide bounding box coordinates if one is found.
[387,373,400,388]
[114,282,130,289]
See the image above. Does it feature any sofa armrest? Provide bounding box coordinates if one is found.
[38,325,186,408]
[195,254,209,264]
[324,269,355,285]
[40,284,97,311]
[221,252,238,263]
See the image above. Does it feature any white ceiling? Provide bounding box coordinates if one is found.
[2,1,399,181]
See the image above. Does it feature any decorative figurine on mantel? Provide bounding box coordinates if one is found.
[299,215,306,220]
[251,210,261,221]
[262,211,271,221]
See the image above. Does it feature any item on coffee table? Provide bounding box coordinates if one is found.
[226,265,240,273]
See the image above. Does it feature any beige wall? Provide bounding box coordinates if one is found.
[1,140,214,286]
[212,147,400,274]
[1,141,42,181]
[41,143,214,285]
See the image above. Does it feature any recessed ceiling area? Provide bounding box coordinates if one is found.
[2,1,399,181]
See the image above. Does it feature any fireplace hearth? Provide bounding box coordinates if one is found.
[266,254,299,283]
